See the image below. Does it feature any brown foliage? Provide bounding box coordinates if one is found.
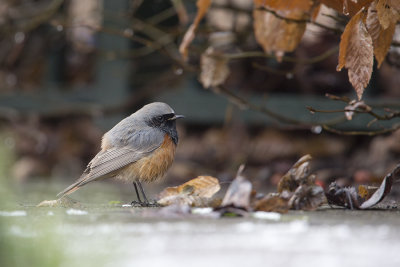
[366,1,397,68]
[158,175,220,206]
[199,47,230,88]
[180,0,399,99]
[253,0,318,60]
[319,0,374,15]
[337,9,373,100]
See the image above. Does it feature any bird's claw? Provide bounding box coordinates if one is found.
[130,200,161,208]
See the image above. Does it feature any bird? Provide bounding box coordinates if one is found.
[57,102,184,206]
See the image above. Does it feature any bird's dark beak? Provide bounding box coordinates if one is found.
[168,114,185,120]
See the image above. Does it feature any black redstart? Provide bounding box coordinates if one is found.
[57,102,183,206]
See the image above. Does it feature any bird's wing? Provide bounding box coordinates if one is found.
[57,131,164,197]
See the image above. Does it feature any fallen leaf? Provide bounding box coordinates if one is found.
[289,185,326,210]
[366,1,397,67]
[277,154,313,193]
[337,8,373,100]
[215,165,252,216]
[220,173,252,209]
[253,193,290,213]
[199,47,230,88]
[179,0,211,61]
[158,175,220,206]
[326,164,399,209]
[37,196,83,208]
[359,164,399,209]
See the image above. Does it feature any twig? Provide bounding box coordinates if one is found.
[322,124,400,136]
[222,46,339,64]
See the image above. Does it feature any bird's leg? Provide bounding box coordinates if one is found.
[137,181,149,203]
[130,181,160,207]
[137,181,161,207]
[131,181,142,206]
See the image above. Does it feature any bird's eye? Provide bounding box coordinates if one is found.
[156,116,163,122]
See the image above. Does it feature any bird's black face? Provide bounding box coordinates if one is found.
[147,113,183,144]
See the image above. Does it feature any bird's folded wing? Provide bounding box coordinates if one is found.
[80,145,158,185]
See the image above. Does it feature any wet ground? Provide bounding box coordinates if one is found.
[1,181,400,267]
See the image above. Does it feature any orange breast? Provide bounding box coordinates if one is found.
[119,134,176,183]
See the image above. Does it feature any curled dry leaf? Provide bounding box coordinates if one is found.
[200,47,230,88]
[253,0,317,60]
[366,1,397,68]
[179,0,211,61]
[337,9,373,100]
[277,154,313,193]
[216,165,252,216]
[158,175,220,207]
[359,164,399,209]
[288,185,326,210]
[326,164,399,209]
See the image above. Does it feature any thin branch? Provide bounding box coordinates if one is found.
[222,46,339,64]
[322,124,400,136]
[215,85,306,125]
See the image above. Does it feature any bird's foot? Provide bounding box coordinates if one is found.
[130,200,161,208]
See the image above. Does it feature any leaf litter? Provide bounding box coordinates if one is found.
[35,157,399,217]
[156,155,398,217]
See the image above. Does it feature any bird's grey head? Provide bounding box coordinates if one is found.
[137,102,183,144]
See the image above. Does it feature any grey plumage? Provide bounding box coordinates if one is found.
[56,102,179,198]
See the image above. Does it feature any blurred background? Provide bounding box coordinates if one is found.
[0,0,400,199]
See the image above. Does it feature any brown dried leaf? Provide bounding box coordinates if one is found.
[359,164,399,209]
[253,193,290,213]
[179,0,211,61]
[277,154,313,193]
[158,175,220,206]
[259,0,315,11]
[326,164,399,209]
[199,47,230,88]
[221,176,252,210]
[337,9,373,100]
[253,0,316,60]
[289,185,326,210]
[366,1,396,67]
[391,0,400,12]
[376,0,400,29]
[37,196,83,208]
[319,0,374,16]
[219,165,252,211]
